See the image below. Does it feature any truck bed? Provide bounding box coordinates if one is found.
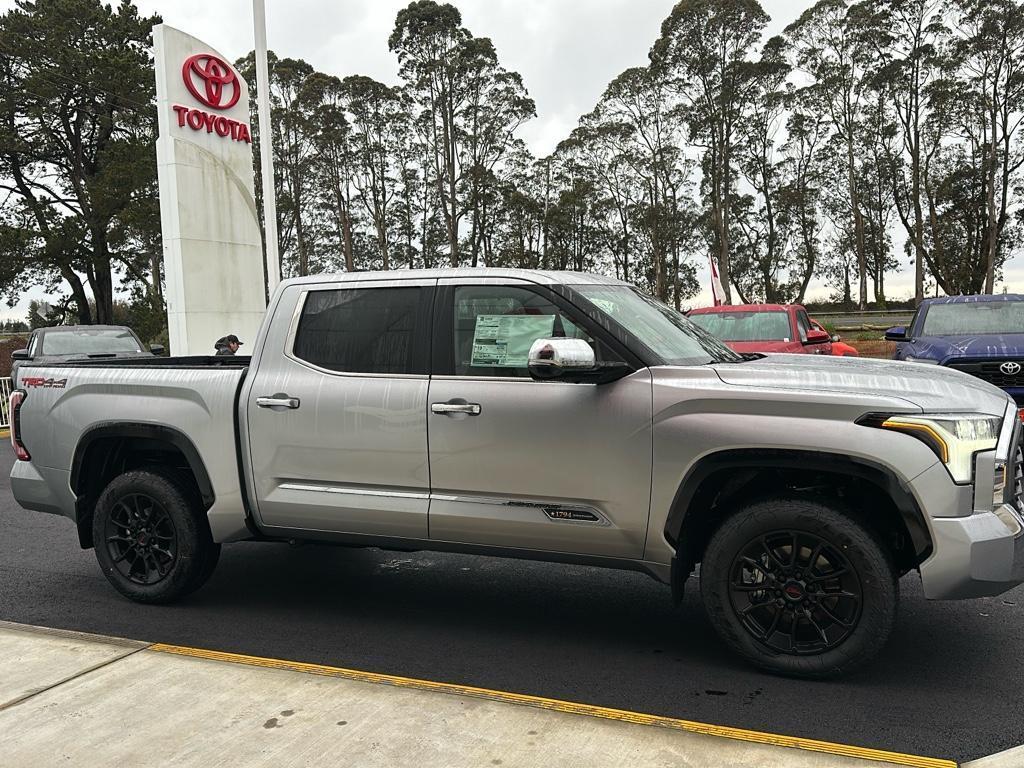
[11,357,253,543]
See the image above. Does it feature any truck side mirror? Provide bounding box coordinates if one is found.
[150,344,165,356]
[803,329,831,345]
[528,338,597,380]
[11,349,30,361]
[885,326,907,342]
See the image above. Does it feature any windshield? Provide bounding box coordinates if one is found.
[570,285,740,365]
[688,310,792,342]
[41,328,143,356]
[922,302,1024,336]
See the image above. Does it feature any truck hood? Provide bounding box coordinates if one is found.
[711,354,1011,415]
[913,334,1024,362]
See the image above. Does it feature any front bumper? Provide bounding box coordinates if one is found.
[920,507,1024,599]
[915,421,1024,599]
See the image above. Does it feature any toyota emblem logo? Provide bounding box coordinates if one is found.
[181,54,240,110]
[1001,361,1022,376]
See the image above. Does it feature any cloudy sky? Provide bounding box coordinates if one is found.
[2,0,1020,318]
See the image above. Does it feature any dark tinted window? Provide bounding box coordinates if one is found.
[293,287,425,374]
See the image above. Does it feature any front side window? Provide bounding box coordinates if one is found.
[452,285,613,377]
[795,310,811,342]
[687,310,792,343]
[293,287,425,374]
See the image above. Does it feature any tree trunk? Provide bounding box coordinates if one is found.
[61,265,92,325]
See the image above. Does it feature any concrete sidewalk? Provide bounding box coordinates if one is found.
[0,620,957,768]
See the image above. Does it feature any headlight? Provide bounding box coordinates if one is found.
[866,413,1002,483]
[903,356,939,365]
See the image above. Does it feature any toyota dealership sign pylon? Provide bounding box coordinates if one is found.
[154,25,266,356]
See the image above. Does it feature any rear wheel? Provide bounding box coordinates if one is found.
[92,469,218,604]
[700,497,897,679]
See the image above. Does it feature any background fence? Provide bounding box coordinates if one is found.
[811,311,914,332]
[0,376,11,429]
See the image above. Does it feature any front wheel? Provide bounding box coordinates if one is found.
[92,469,219,604]
[700,497,897,679]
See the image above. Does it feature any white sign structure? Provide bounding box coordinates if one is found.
[153,24,267,356]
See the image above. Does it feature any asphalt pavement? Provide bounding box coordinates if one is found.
[0,449,1021,764]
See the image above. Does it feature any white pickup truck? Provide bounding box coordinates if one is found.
[10,269,1024,678]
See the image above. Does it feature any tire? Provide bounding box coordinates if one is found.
[699,496,897,679]
[92,469,219,604]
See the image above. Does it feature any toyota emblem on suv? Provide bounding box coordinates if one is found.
[1001,361,1022,375]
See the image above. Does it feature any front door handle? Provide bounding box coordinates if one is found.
[431,402,482,416]
[256,394,301,409]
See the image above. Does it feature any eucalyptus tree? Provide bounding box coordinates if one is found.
[457,36,535,267]
[340,75,406,270]
[652,0,769,303]
[947,0,1024,292]
[853,0,948,304]
[389,1,470,265]
[787,0,873,309]
[307,74,359,272]
[736,35,792,302]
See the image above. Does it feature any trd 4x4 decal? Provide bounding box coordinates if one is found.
[20,377,67,389]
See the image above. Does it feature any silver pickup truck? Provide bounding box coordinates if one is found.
[10,269,1024,678]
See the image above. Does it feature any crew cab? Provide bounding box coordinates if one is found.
[888,295,1024,410]
[10,269,1024,678]
[687,303,832,355]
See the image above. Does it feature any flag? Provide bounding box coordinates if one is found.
[708,254,725,306]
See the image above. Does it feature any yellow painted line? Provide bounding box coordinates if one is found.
[148,643,955,768]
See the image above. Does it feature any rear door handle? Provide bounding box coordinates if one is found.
[431,402,481,416]
[256,394,301,409]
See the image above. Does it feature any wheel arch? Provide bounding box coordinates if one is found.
[71,422,214,549]
[665,448,933,593]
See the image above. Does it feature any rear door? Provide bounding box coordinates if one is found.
[426,278,653,559]
[245,278,435,537]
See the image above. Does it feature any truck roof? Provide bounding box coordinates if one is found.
[921,294,1024,305]
[689,303,802,313]
[279,268,629,288]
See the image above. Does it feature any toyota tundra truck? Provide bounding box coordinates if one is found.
[10,269,1024,678]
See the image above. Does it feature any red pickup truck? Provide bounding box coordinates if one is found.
[688,303,832,355]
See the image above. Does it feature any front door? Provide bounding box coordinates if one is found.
[426,279,653,559]
[245,279,435,537]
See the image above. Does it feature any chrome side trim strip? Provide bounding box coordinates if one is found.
[278,483,430,501]
[279,484,609,526]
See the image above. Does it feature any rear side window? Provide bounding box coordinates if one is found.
[292,287,427,375]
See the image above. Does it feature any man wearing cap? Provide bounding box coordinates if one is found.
[214,334,243,356]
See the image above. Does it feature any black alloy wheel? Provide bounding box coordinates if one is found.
[728,530,861,655]
[93,469,219,604]
[104,492,179,586]
[700,496,897,679]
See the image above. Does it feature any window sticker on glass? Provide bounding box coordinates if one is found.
[471,314,556,367]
